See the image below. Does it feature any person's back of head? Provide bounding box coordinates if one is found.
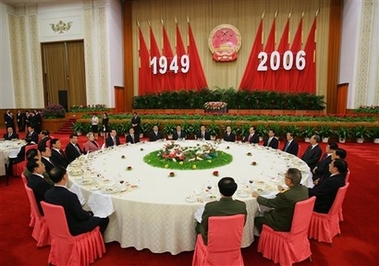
[218,177,237,197]
[24,136,33,144]
[26,158,39,173]
[26,148,39,161]
[286,168,302,185]
[335,148,347,159]
[49,166,67,183]
[38,142,48,153]
[328,141,338,150]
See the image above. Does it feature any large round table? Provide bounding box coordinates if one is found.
[67,140,312,255]
[0,139,25,176]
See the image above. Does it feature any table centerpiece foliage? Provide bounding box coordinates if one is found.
[143,141,233,170]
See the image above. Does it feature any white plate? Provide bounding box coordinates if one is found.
[90,186,100,191]
[80,179,93,185]
[185,196,196,203]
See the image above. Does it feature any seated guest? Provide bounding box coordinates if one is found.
[45,166,109,236]
[173,125,186,140]
[39,130,51,144]
[26,125,39,144]
[38,142,55,174]
[196,125,211,141]
[312,142,338,181]
[253,168,309,232]
[301,135,322,170]
[23,148,53,185]
[243,126,259,144]
[3,127,19,140]
[309,159,347,213]
[263,129,279,149]
[223,126,236,142]
[83,132,100,153]
[27,159,53,215]
[105,129,121,147]
[51,138,69,168]
[282,132,299,156]
[149,125,164,141]
[126,128,140,144]
[195,177,247,245]
[65,133,83,164]
[332,148,347,160]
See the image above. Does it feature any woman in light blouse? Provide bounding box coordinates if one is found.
[91,114,99,139]
[83,132,100,153]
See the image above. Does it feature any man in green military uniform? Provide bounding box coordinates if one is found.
[253,168,309,232]
[195,177,247,245]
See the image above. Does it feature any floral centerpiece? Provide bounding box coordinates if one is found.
[42,104,66,119]
[159,141,219,162]
[204,101,227,113]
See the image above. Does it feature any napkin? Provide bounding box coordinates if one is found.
[87,193,114,218]
[194,204,205,223]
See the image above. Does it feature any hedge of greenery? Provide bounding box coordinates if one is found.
[132,89,326,110]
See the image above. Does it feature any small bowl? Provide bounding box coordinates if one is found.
[169,172,175,177]
[212,171,219,176]
[251,161,257,166]
[126,166,133,170]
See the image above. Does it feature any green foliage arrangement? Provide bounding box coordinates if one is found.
[69,104,109,113]
[133,89,325,110]
[354,105,379,114]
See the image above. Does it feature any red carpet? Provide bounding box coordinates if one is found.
[1,134,378,265]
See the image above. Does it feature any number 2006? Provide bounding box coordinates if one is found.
[150,55,190,74]
[257,50,306,71]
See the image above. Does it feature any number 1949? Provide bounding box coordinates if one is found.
[150,55,190,74]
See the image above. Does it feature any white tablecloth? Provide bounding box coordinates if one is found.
[0,140,24,176]
[67,140,312,255]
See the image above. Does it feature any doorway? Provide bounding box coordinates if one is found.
[41,40,87,110]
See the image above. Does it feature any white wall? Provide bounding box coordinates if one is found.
[0,2,15,108]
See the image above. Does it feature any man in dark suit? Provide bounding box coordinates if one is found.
[27,159,53,215]
[312,142,338,181]
[196,177,247,244]
[16,110,24,132]
[5,111,15,132]
[301,135,322,170]
[309,159,347,213]
[263,129,279,149]
[131,112,141,136]
[282,132,299,156]
[243,126,259,144]
[2,127,19,140]
[45,166,109,236]
[106,129,121,147]
[172,125,186,140]
[223,126,236,142]
[149,125,164,141]
[38,142,55,174]
[196,125,211,141]
[65,133,83,164]
[51,138,69,168]
[26,125,39,144]
[126,128,140,144]
[253,168,309,232]
[39,130,51,144]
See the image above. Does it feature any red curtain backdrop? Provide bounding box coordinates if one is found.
[149,26,162,93]
[186,22,208,91]
[297,17,317,93]
[289,19,303,91]
[239,19,264,90]
[138,27,152,95]
[275,18,290,92]
[263,18,276,90]
[175,24,187,90]
[162,24,175,91]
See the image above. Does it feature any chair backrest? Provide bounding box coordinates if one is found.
[25,144,38,160]
[345,169,350,183]
[24,184,42,221]
[41,201,72,239]
[328,182,350,216]
[21,173,28,185]
[207,214,245,252]
[290,196,316,235]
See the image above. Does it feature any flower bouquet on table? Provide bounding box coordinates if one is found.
[203,101,228,113]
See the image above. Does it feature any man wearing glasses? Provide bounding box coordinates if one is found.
[252,168,309,233]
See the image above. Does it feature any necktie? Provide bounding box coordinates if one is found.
[267,137,272,146]
[131,135,134,143]
[248,135,252,142]
[113,137,116,145]
[284,141,290,151]
[74,145,80,154]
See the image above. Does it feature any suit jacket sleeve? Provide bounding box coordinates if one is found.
[67,191,92,221]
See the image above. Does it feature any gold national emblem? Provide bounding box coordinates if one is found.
[208,24,241,62]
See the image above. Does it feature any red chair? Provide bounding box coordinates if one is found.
[41,201,106,266]
[21,173,35,227]
[13,144,38,176]
[257,197,316,266]
[339,170,350,222]
[24,184,51,247]
[308,183,350,244]
[192,214,245,266]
